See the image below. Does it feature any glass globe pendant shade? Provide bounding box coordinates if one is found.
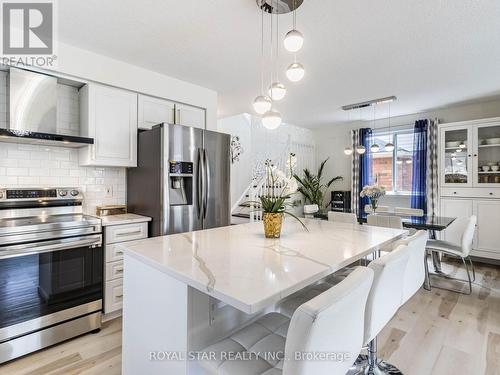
[284,29,304,52]
[384,142,395,152]
[344,147,353,156]
[286,62,305,82]
[370,144,380,153]
[252,95,272,115]
[262,110,282,130]
[268,82,287,101]
[356,145,366,155]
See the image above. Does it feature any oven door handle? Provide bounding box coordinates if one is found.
[0,235,102,259]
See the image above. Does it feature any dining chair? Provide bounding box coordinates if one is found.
[304,204,319,218]
[349,244,411,375]
[394,207,424,217]
[327,211,358,224]
[197,267,374,375]
[367,214,403,229]
[392,230,429,301]
[364,205,389,214]
[425,215,477,295]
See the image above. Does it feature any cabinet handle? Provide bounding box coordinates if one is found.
[474,154,478,157]
[116,294,123,299]
[453,192,457,194]
[115,250,123,255]
[115,267,124,273]
[489,192,493,195]
[115,230,142,237]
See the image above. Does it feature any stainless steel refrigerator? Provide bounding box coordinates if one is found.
[127,123,230,237]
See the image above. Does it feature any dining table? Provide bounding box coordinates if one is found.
[315,211,457,273]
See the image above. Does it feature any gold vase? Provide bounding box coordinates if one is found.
[263,213,283,238]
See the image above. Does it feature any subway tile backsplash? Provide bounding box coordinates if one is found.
[0,142,126,215]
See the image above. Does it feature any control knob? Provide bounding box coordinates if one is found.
[70,190,80,197]
[58,190,68,197]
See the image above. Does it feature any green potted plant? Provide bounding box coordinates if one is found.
[293,158,343,214]
[242,158,306,238]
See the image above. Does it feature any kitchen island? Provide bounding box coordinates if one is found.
[119,219,406,375]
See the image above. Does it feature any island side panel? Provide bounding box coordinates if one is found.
[122,254,189,375]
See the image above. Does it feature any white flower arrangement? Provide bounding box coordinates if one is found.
[360,185,386,200]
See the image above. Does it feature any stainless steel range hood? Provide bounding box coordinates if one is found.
[0,68,93,147]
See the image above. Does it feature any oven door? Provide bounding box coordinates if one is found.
[0,235,103,342]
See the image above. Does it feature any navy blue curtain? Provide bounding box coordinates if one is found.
[358,128,373,216]
[411,120,428,214]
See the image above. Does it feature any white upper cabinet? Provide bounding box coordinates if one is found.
[137,94,206,130]
[137,94,175,130]
[440,118,500,188]
[79,84,138,167]
[440,125,473,187]
[174,103,206,129]
[473,121,500,187]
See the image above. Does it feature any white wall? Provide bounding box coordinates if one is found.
[218,113,316,211]
[38,42,218,131]
[313,98,500,209]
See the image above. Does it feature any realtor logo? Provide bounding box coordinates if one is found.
[0,0,56,67]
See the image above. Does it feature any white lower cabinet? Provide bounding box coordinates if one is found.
[440,196,500,259]
[473,200,500,255]
[104,278,124,314]
[103,221,148,315]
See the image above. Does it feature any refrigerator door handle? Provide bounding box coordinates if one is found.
[197,148,203,220]
[203,148,210,219]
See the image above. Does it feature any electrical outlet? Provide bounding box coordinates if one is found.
[105,185,113,198]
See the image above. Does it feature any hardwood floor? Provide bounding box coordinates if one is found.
[1,259,499,375]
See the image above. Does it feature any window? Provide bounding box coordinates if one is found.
[371,129,414,194]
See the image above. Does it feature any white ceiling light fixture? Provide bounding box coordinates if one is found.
[283,0,304,52]
[262,109,282,129]
[284,29,304,53]
[268,81,287,101]
[344,147,353,156]
[356,145,366,155]
[253,8,272,114]
[253,95,272,114]
[286,62,305,82]
[384,102,395,152]
[370,105,380,153]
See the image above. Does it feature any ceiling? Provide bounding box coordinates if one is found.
[58,0,500,128]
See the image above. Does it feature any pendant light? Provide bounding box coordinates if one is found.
[286,62,305,82]
[284,2,303,52]
[344,147,353,155]
[356,145,366,155]
[268,82,287,100]
[262,4,282,130]
[262,110,282,129]
[370,105,380,153]
[355,108,366,154]
[384,102,395,152]
[253,8,272,114]
[344,110,353,155]
[268,2,286,101]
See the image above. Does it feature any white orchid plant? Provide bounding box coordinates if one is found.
[360,184,386,211]
[242,154,307,230]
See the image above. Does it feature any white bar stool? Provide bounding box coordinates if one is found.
[197,267,374,375]
[349,244,412,375]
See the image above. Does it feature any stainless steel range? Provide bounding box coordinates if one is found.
[0,188,102,363]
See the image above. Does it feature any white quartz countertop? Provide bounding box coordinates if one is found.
[120,219,406,313]
[99,213,151,227]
